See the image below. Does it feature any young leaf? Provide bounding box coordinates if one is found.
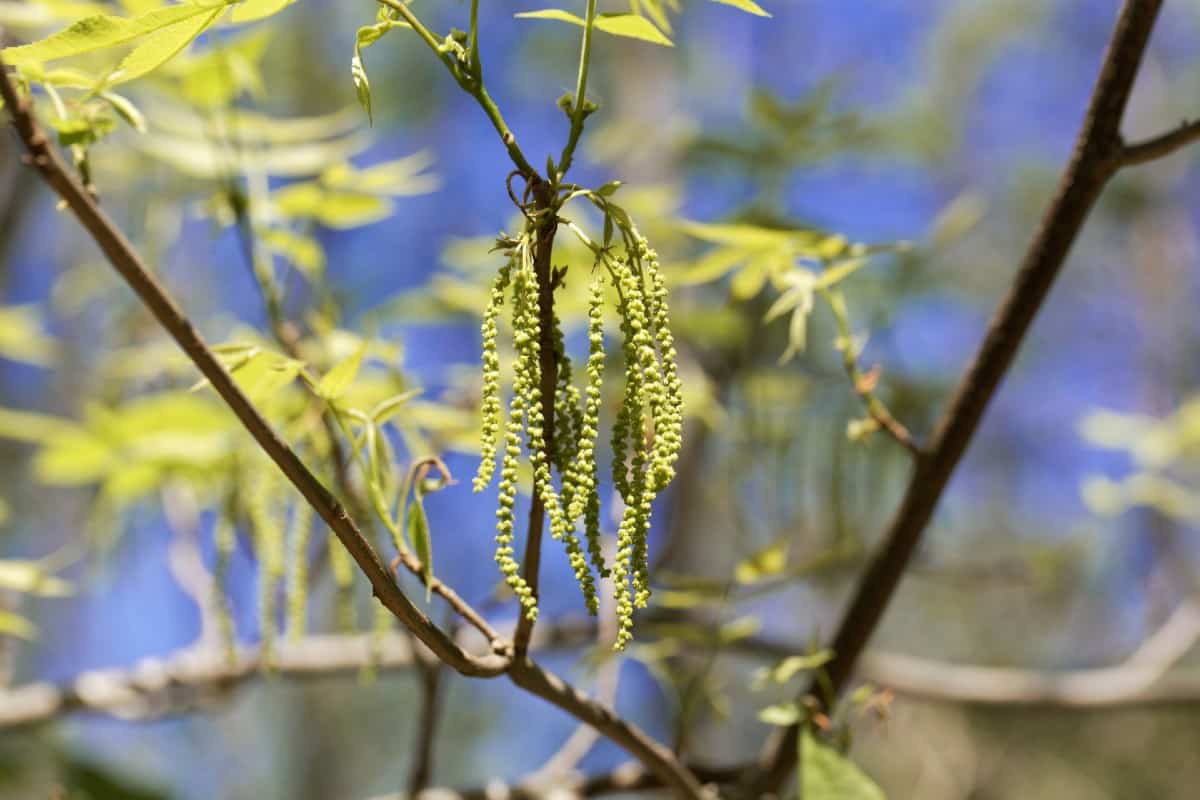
[0,609,36,639]
[711,0,771,17]
[516,9,673,46]
[734,537,789,584]
[406,493,433,600]
[801,730,885,800]
[231,0,297,24]
[316,342,367,401]
[758,702,803,726]
[108,5,225,85]
[2,3,232,66]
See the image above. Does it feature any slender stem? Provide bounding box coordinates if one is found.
[513,183,561,659]
[1116,118,1200,167]
[823,288,920,456]
[468,0,481,79]
[375,0,537,177]
[556,0,599,180]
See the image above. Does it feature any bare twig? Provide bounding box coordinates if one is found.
[0,634,417,729]
[1116,118,1200,167]
[750,3,1183,792]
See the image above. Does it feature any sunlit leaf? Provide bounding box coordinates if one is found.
[516,9,673,46]
[2,2,232,65]
[317,342,367,401]
[734,537,789,584]
[801,730,885,800]
[711,0,771,16]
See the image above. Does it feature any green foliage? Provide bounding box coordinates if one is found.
[1081,397,1200,522]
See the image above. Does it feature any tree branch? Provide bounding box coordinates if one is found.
[0,59,508,680]
[513,181,561,660]
[1,64,703,799]
[1116,118,1200,167]
[750,1,1174,792]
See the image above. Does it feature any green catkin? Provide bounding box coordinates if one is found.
[610,255,648,646]
[247,474,285,667]
[285,500,312,641]
[213,513,237,666]
[474,260,513,493]
[572,279,608,580]
[494,247,538,619]
[476,215,682,645]
[328,531,357,633]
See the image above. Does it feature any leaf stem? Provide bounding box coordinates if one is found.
[556,0,598,181]
[375,0,537,178]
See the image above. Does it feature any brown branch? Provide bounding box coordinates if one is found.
[507,658,710,799]
[0,59,508,681]
[513,180,560,659]
[0,634,418,730]
[1116,118,1200,167]
[408,635,447,795]
[749,1,1175,793]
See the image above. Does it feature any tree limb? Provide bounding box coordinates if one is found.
[749,2,1182,791]
[1116,118,1200,167]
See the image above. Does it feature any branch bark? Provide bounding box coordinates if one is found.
[750,1,1170,792]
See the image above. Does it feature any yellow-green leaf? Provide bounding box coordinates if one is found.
[406,496,433,601]
[0,610,35,639]
[801,730,886,800]
[109,5,225,84]
[734,537,789,584]
[516,9,673,46]
[0,560,73,597]
[2,2,231,65]
[317,342,367,401]
[711,0,770,17]
[231,0,296,24]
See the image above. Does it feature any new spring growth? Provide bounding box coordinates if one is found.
[473,201,684,649]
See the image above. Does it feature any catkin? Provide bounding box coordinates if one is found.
[473,214,683,645]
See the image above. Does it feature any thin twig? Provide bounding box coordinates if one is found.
[749,2,1176,793]
[1116,118,1200,167]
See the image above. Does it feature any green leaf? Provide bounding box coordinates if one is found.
[802,730,886,800]
[759,650,835,684]
[734,537,789,584]
[0,406,74,444]
[2,3,231,66]
[711,0,771,16]
[0,610,36,639]
[758,702,802,726]
[371,389,422,425]
[231,0,296,24]
[351,52,372,125]
[516,9,673,46]
[0,305,57,366]
[317,342,367,401]
[260,228,325,279]
[99,91,146,132]
[406,495,433,600]
[109,5,225,84]
[0,560,73,597]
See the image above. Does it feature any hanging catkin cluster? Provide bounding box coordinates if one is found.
[474,216,683,649]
